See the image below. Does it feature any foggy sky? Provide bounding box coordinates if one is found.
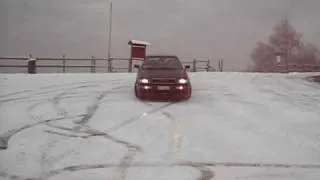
[1,0,320,71]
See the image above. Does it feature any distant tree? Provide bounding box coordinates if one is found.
[268,19,303,51]
[250,19,319,72]
[297,43,320,65]
[251,42,275,72]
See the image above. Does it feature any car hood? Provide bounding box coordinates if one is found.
[139,69,188,79]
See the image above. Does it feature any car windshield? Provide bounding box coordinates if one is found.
[142,57,182,69]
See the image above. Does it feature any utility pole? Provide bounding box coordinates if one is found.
[107,2,113,72]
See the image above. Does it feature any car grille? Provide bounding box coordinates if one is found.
[151,78,176,84]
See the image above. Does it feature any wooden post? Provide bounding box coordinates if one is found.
[218,59,224,72]
[107,2,113,72]
[206,60,210,72]
[128,58,133,72]
[62,54,66,73]
[27,54,36,74]
[108,58,112,72]
[91,56,96,73]
[193,59,197,72]
[221,59,224,72]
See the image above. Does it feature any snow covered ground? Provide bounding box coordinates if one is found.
[0,72,320,180]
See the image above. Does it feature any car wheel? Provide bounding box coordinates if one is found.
[135,85,143,100]
[184,87,192,100]
[135,84,146,100]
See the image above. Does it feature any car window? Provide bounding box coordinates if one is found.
[142,57,182,69]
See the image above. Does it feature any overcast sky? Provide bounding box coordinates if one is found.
[1,0,320,71]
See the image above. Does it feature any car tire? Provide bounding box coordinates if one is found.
[135,85,146,100]
[184,87,192,100]
[134,85,142,100]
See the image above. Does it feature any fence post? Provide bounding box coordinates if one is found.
[221,59,224,72]
[91,56,96,73]
[193,59,197,72]
[27,53,37,74]
[108,58,112,72]
[206,60,210,72]
[128,58,133,72]
[62,54,66,73]
[219,59,224,72]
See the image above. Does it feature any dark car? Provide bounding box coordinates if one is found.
[134,55,192,101]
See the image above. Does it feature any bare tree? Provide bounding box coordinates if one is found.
[251,42,275,72]
[250,19,319,72]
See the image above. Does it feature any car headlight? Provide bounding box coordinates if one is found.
[139,78,149,84]
[178,78,188,84]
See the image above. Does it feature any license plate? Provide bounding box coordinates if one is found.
[157,86,170,90]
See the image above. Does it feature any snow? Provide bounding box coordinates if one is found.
[128,40,151,46]
[0,72,320,180]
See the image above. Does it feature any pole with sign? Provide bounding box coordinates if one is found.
[128,40,150,72]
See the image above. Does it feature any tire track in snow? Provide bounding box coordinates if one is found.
[141,102,182,158]
[71,85,128,131]
[41,84,128,133]
[160,108,214,180]
[43,125,143,180]
[0,172,36,180]
[2,161,320,180]
[98,101,176,179]
[23,85,99,177]
[142,101,214,180]
[38,129,139,179]
[3,77,198,179]
[0,82,89,103]
[5,76,196,179]
[23,85,97,178]
[0,90,33,99]
[178,161,215,180]
[0,80,113,104]
[112,145,141,180]
[48,84,100,117]
[107,102,176,179]
[37,84,128,178]
[0,115,84,150]
[236,171,301,179]
[26,101,50,122]
[39,138,67,180]
[43,164,114,179]
[25,85,86,121]
[106,102,175,133]
[35,82,143,180]
[72,91,106,126]
[0,84,94,150]
[44,126,141,150]
[162,112,182,158]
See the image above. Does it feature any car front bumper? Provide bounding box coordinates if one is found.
[137,84,191,100]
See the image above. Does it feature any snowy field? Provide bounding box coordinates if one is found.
[1,72,320,180]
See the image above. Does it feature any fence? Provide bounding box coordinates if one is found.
[272,63,320,73]
[0,55,217,73]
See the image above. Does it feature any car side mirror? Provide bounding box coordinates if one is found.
[134,64,140,68]
[185,65,190,69]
